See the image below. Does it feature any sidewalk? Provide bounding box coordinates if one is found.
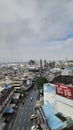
[3,99,22,130]
[3,112,16,130]
[36,108,49,130]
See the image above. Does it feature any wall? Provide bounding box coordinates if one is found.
[56,95,73,118]
[43,83,73,119]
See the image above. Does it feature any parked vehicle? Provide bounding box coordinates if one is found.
[4,118,10,123]
[30,114,37,120]
[30,125,39,130]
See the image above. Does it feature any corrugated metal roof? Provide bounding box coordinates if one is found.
[42,103,54,119]
[48,115,64,130]
[42,103,64,130]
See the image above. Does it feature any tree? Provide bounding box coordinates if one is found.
[48,61,55,68]
[36,76,48,91]
[28,60,35,65]
[66,116,73,125]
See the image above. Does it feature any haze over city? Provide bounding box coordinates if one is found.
[0,0,73,62]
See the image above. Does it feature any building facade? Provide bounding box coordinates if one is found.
[43,83,73,119]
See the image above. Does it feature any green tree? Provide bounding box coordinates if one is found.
[28,60,35,65]
[49,61,55,68]
[36,76,48,91]
[66,116,73,125]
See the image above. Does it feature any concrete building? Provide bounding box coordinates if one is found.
[43,83,73,119]
[61,67,73,76]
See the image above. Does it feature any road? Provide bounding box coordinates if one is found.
[12,89,38,130]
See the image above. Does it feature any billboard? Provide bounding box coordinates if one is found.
[56,84,73,100]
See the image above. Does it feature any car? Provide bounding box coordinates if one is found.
[4,118,10,123]
[30,125,39,130]
[30,114,37,120]
[31,97,33,101]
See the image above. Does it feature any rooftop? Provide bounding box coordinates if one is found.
[51,75,73,85]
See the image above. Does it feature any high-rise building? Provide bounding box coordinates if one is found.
[44,59,47,68]
[40,59,42,76]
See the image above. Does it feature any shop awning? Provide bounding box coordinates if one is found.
[42,103,54,119]
[12,93,20,99]
[4,108,14,113]
[42,103,64,130]
[47,115,64,130]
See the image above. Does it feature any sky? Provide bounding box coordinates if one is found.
[0,0,73,62]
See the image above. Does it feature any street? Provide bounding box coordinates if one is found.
[12,88,38,130]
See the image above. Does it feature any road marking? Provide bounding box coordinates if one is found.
[25,112,27,115]
[28,118,30,122]
[29,112,31,115]
[21,112,23,115]
[27,127,29,130]
[30,106,32,110]
[26,106,28,109]
[33,120,35,126]
[19,105,21,110]
[22,126,24,130]
[19,118,21,122]
[24,118,26,122]
[22,106,25,109]
[17,127,19,130]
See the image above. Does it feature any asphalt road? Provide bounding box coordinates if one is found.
[12,88,38,130]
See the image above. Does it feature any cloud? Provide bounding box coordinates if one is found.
[63,38,73,48]
[0,0,73,61]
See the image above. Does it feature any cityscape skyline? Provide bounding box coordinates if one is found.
[0,0,73,61]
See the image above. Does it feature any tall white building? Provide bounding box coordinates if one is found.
[43,83,73,119]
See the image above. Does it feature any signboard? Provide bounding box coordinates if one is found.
[4,84,9,90]
[56,84,73,100]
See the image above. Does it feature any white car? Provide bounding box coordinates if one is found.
[30,125,39,130]
[30,114,37,120]
[31,97,33,101]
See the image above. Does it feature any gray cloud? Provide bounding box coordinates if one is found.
[0,0,73,61]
